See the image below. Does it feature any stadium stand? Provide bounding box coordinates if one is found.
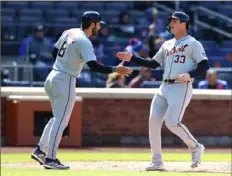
[1,1,231,88]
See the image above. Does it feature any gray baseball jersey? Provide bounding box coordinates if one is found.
[148,35,207,162]
[37,28,96,160]
[53,28,96,77]
[152,35,208,80]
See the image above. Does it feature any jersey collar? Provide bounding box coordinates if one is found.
[79,28,88,37]
[175,34,190,42]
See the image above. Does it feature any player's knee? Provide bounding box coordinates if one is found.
[51,118,66,128]
[165,119,179,129]
[61,120,69,129]
[149,115,162,126]
[60,116,71,129]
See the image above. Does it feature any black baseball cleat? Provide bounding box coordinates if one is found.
[44,158,70,170]
[31,145,46,165]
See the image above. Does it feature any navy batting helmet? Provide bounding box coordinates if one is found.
[168,11,190,23]
[81,11,105,29]
[167,11,190,32]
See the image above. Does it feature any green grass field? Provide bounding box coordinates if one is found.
[2,151,231,176]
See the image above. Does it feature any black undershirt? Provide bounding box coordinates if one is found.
[131,55,209,78]
[87,61,114,74]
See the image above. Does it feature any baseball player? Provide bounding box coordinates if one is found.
[31,11,133,170]
[117,11,209,171]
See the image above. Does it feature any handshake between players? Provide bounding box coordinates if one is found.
[113,61,133,76]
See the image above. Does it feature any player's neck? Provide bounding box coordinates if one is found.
[83,29,92,38]
[175,32,188,40]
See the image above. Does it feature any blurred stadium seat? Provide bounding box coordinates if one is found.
[30,2,54,9]
[5,1,29,9]
[199,1,221,10]
[54,17,79,25]
[1,8,16,17]
[1,16,14,23]
[81,2,104,11]
[56,2,79,10]
[19,16,43,24]
[45,9,69,22]
[1,23,18,41]
[104,2,128,10]
[19,9,43,20]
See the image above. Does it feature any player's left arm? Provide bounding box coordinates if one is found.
[187,59,209,78]
[188,41,209,78]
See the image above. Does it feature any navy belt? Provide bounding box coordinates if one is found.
[163,79,176,84]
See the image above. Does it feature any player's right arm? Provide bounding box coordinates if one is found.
[79,39,132,75]
[87,61,133,75]
[116,44,165,69]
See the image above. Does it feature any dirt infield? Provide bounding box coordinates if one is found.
[2,161,231,173]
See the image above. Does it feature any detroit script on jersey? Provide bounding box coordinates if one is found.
[165,44,189,57]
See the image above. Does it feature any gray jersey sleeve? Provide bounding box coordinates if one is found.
[192,41,208,63]
[79,39,97,63]
[152,44,165,65]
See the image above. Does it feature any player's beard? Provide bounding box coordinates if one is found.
[92,26,98,36]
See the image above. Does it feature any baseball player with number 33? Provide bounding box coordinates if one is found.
[117,11,210,171]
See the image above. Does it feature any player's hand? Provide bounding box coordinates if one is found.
[115,62,133,76]
[177,73,191,83]
[116,51,133,62]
